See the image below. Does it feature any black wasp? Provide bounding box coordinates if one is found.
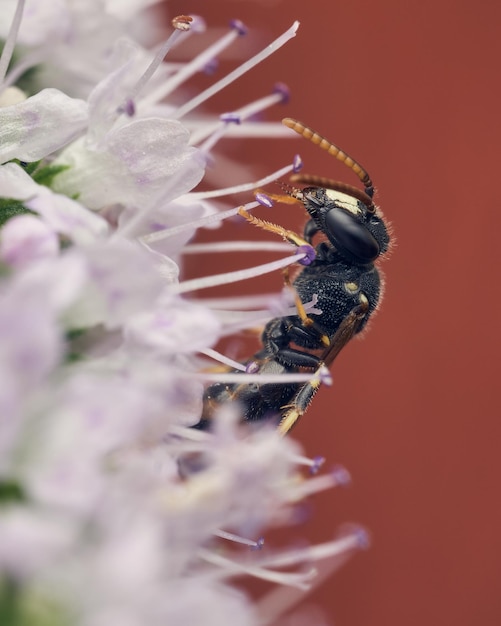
[194,118,391,435]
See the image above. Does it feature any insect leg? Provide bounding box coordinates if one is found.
[277,295,369,435]
[283,267,330,348]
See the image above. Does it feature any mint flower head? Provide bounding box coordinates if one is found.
[0,2,367,625]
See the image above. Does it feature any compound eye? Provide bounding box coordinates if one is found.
[325,208,380,262]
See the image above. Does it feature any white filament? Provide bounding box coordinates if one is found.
[0,0,26,87]
[170,21,299,120]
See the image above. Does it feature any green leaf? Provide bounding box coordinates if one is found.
[32,164,70,188]
[17,160,41,175]
[0,480,25,505]
[0,577,21,626]
[0,578,71,626]
[0,198,35,227]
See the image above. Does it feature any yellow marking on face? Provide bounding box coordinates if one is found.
[325,189,361,216]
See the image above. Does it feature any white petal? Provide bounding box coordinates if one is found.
[0,214,59,268]
[0,508,76,579]
[0,162,39,199]
[0,271,63,395]
[16,254,88,314]
[86,39,145,143]
[0,88,89,163]
[26,189,109,244]
[63,240,166,329]
[0,162,108,244]
[124,297,222,355]
[0,0,71,46]
[52,118,204,210]
[105,0,162,19]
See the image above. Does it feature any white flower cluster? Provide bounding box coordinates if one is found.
[0,2,366,625]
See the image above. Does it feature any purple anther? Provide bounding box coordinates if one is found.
[220,112,241,124]
[246,361,259,374]
[230,19,248,36]
[255,192,274,208]
[292,153,303,173]
[123,98,135,117]
[273,82,290,104]
[318,365,332,386]
[297,244,316,266]
[203,58,219,75]
[353,527,370,550]
[337,524,370,550]
[331,464,351,487]
[310,455,325,475]
[250,536,265,551]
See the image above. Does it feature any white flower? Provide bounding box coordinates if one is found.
[0,0,163,97]
[0,213,59,267]
[0,88,88,163]
[51,117,204,210]
[0,3,366,625]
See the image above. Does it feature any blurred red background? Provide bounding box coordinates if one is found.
[165,1,501,624]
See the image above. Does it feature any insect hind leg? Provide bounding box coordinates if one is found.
[277,376,323,435]
[277,296,370,435]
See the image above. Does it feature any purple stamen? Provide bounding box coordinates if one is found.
[297,244,316,266]
[250,536,265,551]
[220,112,241,124]
[123,98,135,117]
[255,192,274,208]
[293,153,303,173]
[331,464,351,487]
[336,524,370,550]
[230,19,248,36]
[273,82,290,104]
[203,58,219,75]
[245,361,259,374]
[318,365,332,385]
[354,527,370,550]
[310,455,325,474]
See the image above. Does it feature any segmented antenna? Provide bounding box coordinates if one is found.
[282,118,374,198]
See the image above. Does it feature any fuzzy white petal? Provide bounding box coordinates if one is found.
[25,189,109,243]
[0,0,71,46]
[0,214,59,267]
[0,88,88,163]
[105,0,163,20]
[0,163,109,243]
[52,118,204,210]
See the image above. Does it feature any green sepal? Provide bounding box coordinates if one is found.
[32,164,70,188]
[0,198,36,227]
[0,479,25,505]
[0,577,70,626]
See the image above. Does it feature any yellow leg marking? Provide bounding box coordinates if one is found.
[277,408,301,436]
[283,268,311,326]
[238,207,310,248]
[278,378,322,435]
